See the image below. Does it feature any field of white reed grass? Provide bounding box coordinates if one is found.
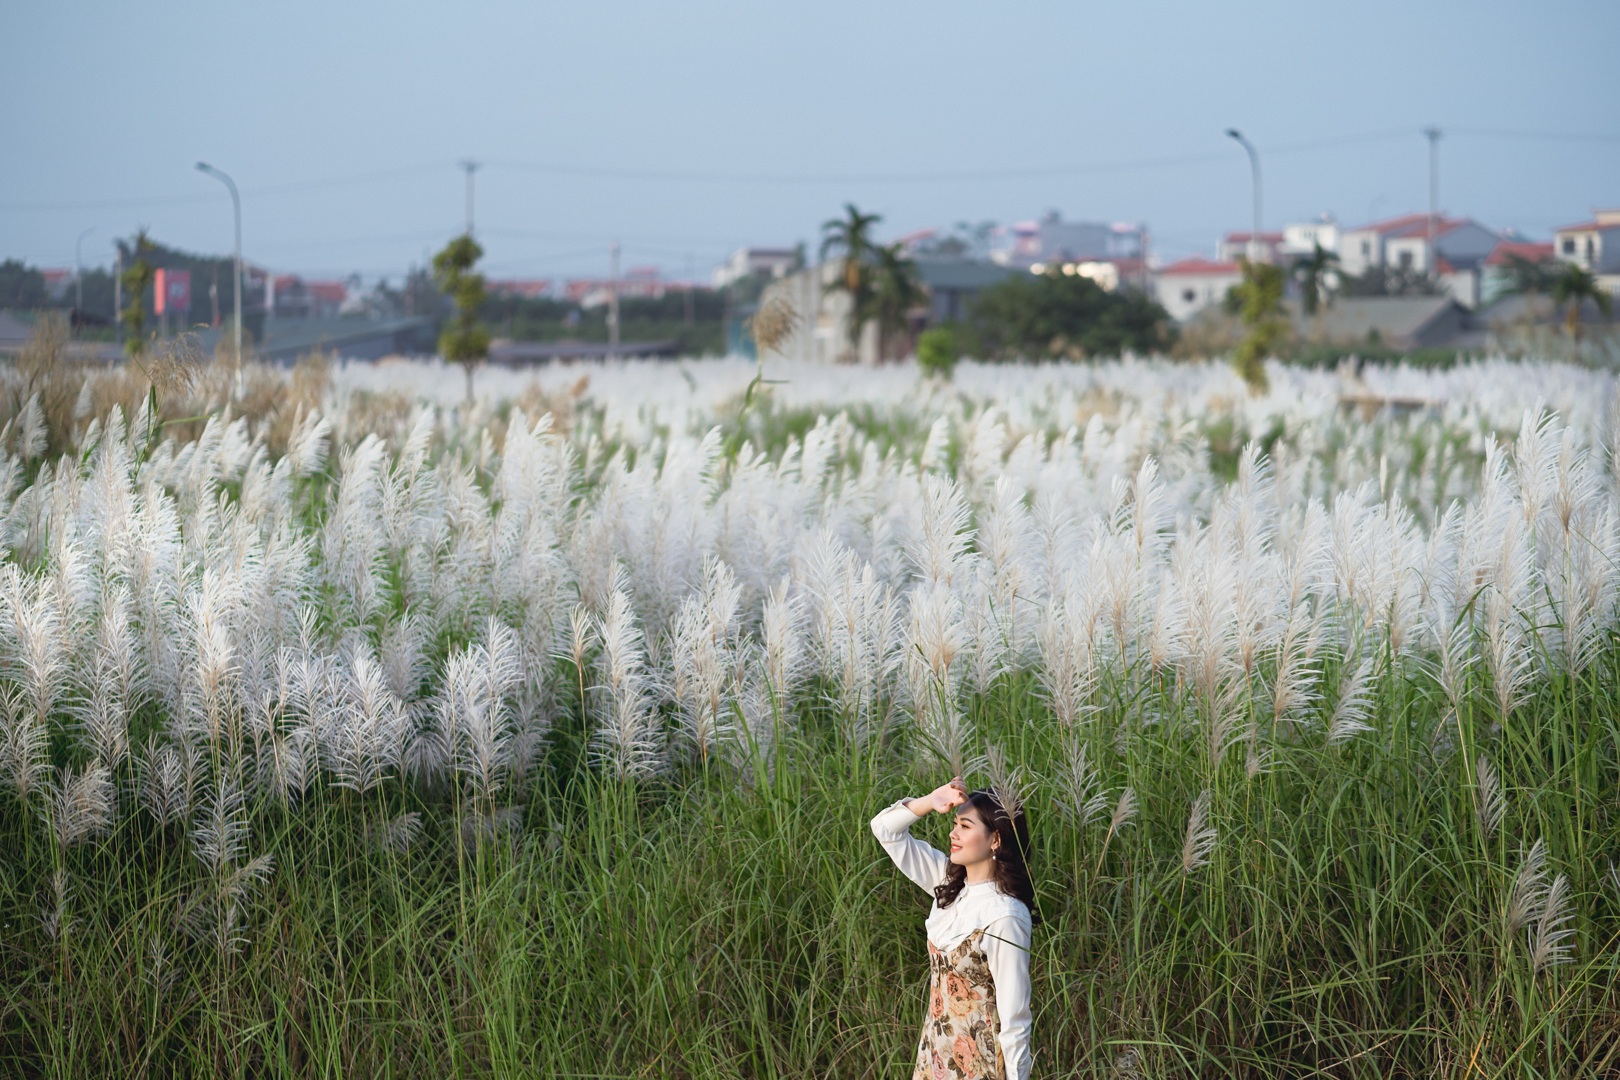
[2,350,1618,1077]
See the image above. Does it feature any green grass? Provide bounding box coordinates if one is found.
[3,645,1618,1079]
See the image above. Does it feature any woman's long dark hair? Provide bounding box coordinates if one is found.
[934,789,1037,921]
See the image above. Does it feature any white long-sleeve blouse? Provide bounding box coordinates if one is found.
[871,798,1033,1080]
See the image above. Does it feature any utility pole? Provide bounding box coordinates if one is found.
[196,162,243,364]
[608,241,621,352]
[113,244,122,350]
[1423,127,1441,279]
[1225,129,1263,262]
[684,253,694,327]
[460,159,480,235]
[74,227,95,317]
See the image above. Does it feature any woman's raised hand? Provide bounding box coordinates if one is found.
[928,777,967,814]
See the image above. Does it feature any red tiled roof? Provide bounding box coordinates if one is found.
[1484,240,1556,267]
[1346,212,1470,238]
[1157,257,1241,277]
[1554,220,1612,234]
[1221,231,1284,243]
[307,281,348,304]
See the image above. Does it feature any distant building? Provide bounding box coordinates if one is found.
[268,274,349,319]
[1480,240,1557,304]
[487,279,555,300]
[569,266,664,307]
[40,269,73,303]
[1554,209,1620,295]
[1216,231,1285,263]
[991,211,1145,270]
[914,259,1017,322]
[1154,258,1242,322]
[1336,213,1501,308]
[712,247,799,288]
[1281,217,1339,257]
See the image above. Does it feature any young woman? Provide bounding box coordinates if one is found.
[871,776,1035,1080]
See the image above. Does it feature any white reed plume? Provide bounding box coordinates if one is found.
[1054,735,1109,826]
[1473,753,1506,838]
[440,617,524,800]
[591,579,663,779]
[367,810,425,854]
[254,720,309,810]
[1327,656,1377,746]
[320,433,390,628]
[42,764,115,849]
[904,581,967,731]
[1507,837,1549,936]
[16,392,46,461]
[985,742,1029,825]
[1269,605,1322,726]
[1093,786,1140,873]
[1036,602,1098,729]
[1529,871,1576,974]
[760,577,805,705]
[1181,789,1217,874]
[285,408,332,478]
[327,651,407,794]
[137,738,202,827]
[0,684,48,801]
[669,558,743,762]
[190,778,249,878]
[907,474,974,588]
[0,566,68,734]
[919,698,984,781]
[41,867,72,945]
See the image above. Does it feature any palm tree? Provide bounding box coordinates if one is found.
[820,203,882,355]
[1293,243,1340,317]
[869,242,926,360]
[1551,263,1613,341]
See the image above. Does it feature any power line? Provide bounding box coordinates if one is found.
[0,161,450,213]
[1447,127,1620,145]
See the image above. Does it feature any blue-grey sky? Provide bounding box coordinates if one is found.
[4,0,1617,284]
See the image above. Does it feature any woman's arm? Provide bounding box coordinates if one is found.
[869,779,964,894]
[983,912,1033,1080]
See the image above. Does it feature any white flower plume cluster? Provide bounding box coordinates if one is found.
[0,355,1616,931]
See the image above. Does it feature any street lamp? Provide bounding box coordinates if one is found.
[74,226,95,316]
[195,161,242,363]
[1225,129,1263,262]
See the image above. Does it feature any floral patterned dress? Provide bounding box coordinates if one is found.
[914,927,1005,1080]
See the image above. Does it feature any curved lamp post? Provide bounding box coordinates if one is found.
[1225,129,1263,262]
[195,162,242,363]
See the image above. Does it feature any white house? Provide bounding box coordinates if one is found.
[1281,217,1339,257]
[1216,231,1284,263]
[712,247,800,289]
[1154,258,1242,322]
[1555,209,1620,296]
[1336,213,1500,307]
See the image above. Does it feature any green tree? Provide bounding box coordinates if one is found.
[916,324,961,379]
[432,234,490,403]
[820,203,882,356]
[119,230,156,359]
[1498,252,1560,296]
[870,242,926,360]
[1338,264,1440,298]
[0,260,48,309]
[967,270,1172,360]
[1293,243,1340,316]
[1550,263,1613,341]
[1229,258,1285,392]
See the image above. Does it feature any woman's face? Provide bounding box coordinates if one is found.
[948,804,998,867]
